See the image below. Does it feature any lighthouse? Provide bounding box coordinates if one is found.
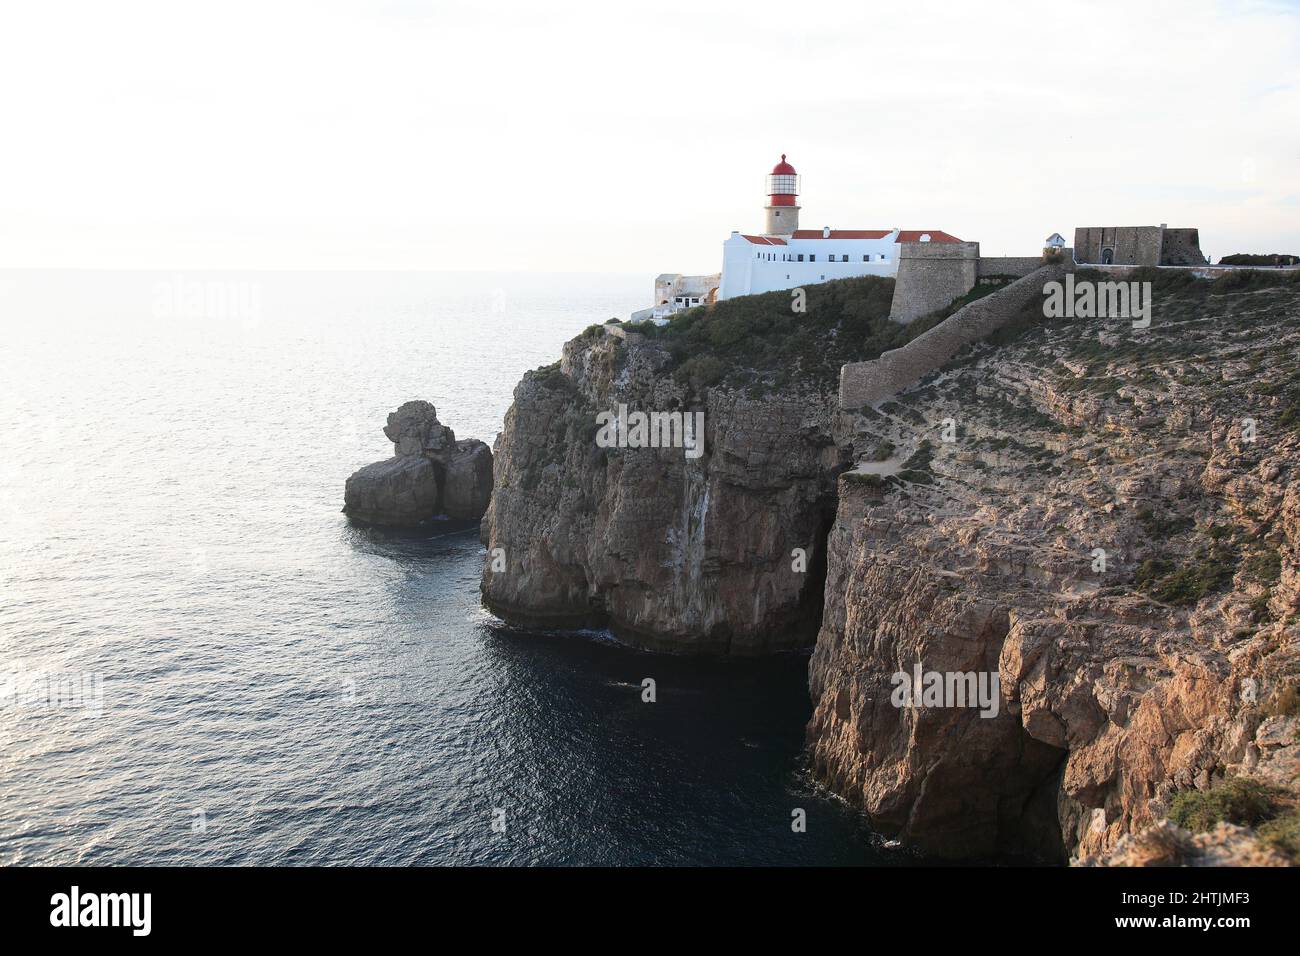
[633,153,963,317]
[764,154,800,236]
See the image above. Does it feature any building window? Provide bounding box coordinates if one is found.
[842,255,849,262]
[810,255,816,262]
[863,255,870,262]
[797,254,804,262]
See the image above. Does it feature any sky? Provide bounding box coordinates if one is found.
[0,0,1297,273]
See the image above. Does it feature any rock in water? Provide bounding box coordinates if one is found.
[343,455,440,526]
[343,401,493,527]
[383,399,455,457]
[443,440,493,520]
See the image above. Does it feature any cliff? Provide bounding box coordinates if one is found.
[810,267,1300,860]
[482,267,1300,861]
[480,278,939,652]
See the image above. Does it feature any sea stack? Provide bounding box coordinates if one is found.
[344,400,493,527]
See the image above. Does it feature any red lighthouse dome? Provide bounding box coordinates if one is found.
[766,154,799,207]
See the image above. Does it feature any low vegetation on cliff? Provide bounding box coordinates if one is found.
[1220,253,1299,267]
[618,276,947,395]
[1170,778,1300,861]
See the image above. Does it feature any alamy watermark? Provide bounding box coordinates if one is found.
[50,886,151,936]
[1042,273,1152,329]
[1,668,104,717]
[890,662,1000,718]
[595,404,704,460]
[152,275,262,327]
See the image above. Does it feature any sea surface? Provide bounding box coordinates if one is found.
[0,270,897,865]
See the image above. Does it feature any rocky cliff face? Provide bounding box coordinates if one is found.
[480,327,848,653]
[809,270,1300,860]
[482,270,1300,861]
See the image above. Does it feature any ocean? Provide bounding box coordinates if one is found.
[0,270,897,865]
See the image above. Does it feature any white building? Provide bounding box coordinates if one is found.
[630,154,962,320]
[630,272,721,323]
[718,155,961,300]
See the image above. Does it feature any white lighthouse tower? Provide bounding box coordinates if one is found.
[764,154,800,236]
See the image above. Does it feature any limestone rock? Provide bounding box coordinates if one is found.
[1078,821,1291,867]
[479,334,844,653]
[443,439,494,520]
[809,273,1300,861]
[343,400,493,527]
[383,400,455,457]
[343,455,439,526]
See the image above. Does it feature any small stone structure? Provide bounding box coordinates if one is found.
[887,242,1068,324]
[888,241,981,323]
[842,262,1072,409]
[630,273,720,323]
[1074,226,1204,266]
[344,400,493,527]
[604,324,645,345]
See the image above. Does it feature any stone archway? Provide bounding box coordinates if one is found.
[1101,247,1115,265]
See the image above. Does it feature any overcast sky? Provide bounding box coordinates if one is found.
[1,0,1297,272]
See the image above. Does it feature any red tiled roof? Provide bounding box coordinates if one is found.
[792,229,892,240]
[894,230,962,243]
[741,230,963,244]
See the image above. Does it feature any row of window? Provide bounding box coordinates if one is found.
[754,252,889,263]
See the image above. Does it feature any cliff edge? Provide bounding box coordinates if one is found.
[481,268,1300,861]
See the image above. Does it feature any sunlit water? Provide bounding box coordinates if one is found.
[0,270,895,865]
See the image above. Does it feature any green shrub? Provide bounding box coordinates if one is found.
[1242,549,1282,586]
[1169,778,1282,832]
[902,440,934,472]
[1219,253,1299,267]
[1250,591,1274,623]
[1137,507,1194,538]
[1258,811,1300,861]
[869,440,896,462]
[640,275,942,392]
[1135,541,1237,605]
[673,354,726,390]
[842,472,893,492]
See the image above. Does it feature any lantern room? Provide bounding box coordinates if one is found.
[765,154,800,206]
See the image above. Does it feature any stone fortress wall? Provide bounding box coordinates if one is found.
[842,261,1073,409]
[887,241,981,323]
[1158,228,1206,266]
[889,242,1062,324]
[978,256,1045,277]
[1074,226,1205,266]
